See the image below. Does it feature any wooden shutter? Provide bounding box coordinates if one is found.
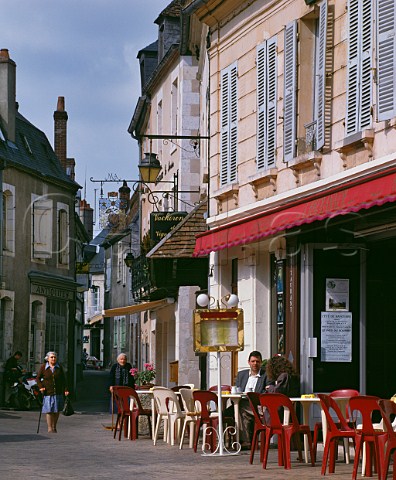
[257,44,266,170]
[266,38,277,167]
[377,0,396,121]
[315,0,328,149]
[346,0,372,135]
[32,198,52,259]
[359,0,373,129]
[220,63,238,185]
[283,21,297,162]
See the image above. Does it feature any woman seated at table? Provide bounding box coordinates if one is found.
[265,355,300,397]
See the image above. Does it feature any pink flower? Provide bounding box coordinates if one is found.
[130,368,138,376]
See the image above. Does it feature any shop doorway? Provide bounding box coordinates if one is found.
[312,247,362,393]
[365,238,396,399]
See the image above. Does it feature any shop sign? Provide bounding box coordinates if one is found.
[150,211,187,244]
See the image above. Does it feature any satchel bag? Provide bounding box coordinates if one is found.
[62,396,74,416]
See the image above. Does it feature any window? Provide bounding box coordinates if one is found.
[105,257,111,292]
[32,196,52,259]
[346,0,373,135]
[257,37,277,170]
[113,319,118,348]
[117,242,123,283]
[171,79,178,138]
[45,300,67,362]
[377,0,396,121]
[283,21,298,161]
[157,99,163,159]
[220,62,238,185]
[57,204,69,265]
[120,317,126,350]
[2,185,15,254]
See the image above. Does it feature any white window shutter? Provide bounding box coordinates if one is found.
[32,199,52,259]
[315,0,328,149]
[266,38,277,167]
[359,0,373,129]
[229,64,238,183]
[220,63,238,185]
[346,0,373,135]
[377,0,396,121]
[346,0,360,135]
[220,68,230,186]
[257,44,266,170]
[283,21,297,162]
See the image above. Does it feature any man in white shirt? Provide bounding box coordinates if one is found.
[234,351,273,447]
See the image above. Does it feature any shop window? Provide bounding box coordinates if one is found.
[220,62,238,186]
[45,299,67,362]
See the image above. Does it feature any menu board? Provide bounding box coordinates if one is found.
[321,311,352,362]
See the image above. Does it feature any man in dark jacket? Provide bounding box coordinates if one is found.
[234,350,274,448]
[4,351,23,405]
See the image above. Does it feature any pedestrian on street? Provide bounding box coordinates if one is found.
[37,351,69,433]
[3,350,23,406]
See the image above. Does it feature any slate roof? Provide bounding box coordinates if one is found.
[146,199,208,258]
[155,0,182,23]
[0,110,79,190]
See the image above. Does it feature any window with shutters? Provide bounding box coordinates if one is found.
[283,21,298,162]
[257,37,277,170]
[171,79,178,153]
[220,63,238,186]
[57,203,69,266]
[32,195,52,259]
[376,0,396,122]
[297,1,330,154]
[2,184,15,255]
[346,0,373,135]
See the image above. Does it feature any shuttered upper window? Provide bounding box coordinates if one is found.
[314,0,328,150]
[32,196,52,259]
[257,38,277,170]
[346,0,373,135]
[283,21,298,162]
[220,63,238,186]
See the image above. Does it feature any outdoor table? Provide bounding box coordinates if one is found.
[289,396,353,464]
[129,390,155,440]
[220,392,244,443]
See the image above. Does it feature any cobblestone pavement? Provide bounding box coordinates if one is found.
[0,371,377,480]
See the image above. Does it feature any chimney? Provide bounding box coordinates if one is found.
[0,49,16,142]
[79,199,94,240]
[53,96,68,171]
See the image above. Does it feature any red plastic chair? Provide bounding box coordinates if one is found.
[193,390,235,453]
[259,393,315,470]
[112,386,135,441]
[313,388,359,458]
[377,399,396,480]
[129,388,152,440]
[246,392,267,464]
[349,396,388,480]
[317,394,356,475]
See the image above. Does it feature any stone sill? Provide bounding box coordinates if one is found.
[335,129,374,167]
[248,168,278,197]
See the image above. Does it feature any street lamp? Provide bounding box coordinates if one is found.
[138,152,161,183]
[124,252,135,269]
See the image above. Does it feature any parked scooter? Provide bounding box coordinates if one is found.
[9,367,41,410]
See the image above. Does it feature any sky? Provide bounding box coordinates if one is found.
[1,0,170,225]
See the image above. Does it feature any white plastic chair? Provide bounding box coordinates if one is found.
[152,387,185,446]
[179,388,199,449]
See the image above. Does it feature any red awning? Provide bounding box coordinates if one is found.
[193,169,396,256]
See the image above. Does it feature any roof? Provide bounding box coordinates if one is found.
[155,0,182,24]
[146,199,208,258]
[0,111,79,190]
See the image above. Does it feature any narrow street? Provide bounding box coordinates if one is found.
[0,370,361,480]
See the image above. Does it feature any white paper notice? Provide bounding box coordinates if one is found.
[321,311,352,362]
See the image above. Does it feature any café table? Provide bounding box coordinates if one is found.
[129,389,155,440]
[220,392,244,443]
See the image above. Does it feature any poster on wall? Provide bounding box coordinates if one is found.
[325,278,349,311]
[321,311,352,362]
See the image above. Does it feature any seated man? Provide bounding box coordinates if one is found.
[234,350,274,448]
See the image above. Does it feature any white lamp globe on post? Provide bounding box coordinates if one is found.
[196,293,210,308]
[226,294,239,308]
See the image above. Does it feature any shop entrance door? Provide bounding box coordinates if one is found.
[300,244,364,395]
